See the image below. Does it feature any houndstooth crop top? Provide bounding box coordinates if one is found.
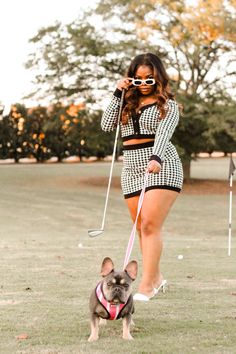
[101,88,180,164]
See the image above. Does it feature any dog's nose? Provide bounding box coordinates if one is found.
[114,287,121,294]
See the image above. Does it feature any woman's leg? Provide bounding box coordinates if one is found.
[138,189,179,297]
[125,189,179,297]
[125,195,142,251]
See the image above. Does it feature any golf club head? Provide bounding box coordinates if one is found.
[88,229,104,237]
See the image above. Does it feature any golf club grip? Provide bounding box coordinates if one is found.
[100,89,125,231]
[118,88,126,122]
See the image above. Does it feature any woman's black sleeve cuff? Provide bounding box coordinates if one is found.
[113,88,122,98]
[149,155,162,164]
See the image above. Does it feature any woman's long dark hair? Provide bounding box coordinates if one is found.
[122,53,175,124]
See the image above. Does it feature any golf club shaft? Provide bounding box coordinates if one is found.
[101,124,119,230]
[100,89,125,230]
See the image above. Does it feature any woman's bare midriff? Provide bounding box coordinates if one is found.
[123,138,154,146]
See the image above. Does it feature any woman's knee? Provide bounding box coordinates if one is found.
[141,217,161,236]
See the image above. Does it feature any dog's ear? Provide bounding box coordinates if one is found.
[125,260,138,280]
[101,257,114,277]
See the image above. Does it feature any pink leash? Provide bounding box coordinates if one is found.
[123,171,149,269]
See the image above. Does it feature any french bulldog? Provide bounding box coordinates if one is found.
[88,257,138,341]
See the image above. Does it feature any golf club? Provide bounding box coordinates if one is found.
[88,89,125,237]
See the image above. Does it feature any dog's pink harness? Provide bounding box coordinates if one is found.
[96,282,127,320]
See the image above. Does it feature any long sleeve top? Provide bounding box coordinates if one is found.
[101,89,180,164]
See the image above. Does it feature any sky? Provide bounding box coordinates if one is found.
[0,0,98,113]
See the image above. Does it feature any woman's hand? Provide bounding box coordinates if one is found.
[117,78,132,91]
[147,160,162,174]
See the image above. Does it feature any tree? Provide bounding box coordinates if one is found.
[0,116,11,159]
[41,102,90,161]
[25,12,156,103]
[25,19,121,102]
[63,103,85,160]
[206,96,236,155]
[42,104,71,162]
[25,0,236,177]
[95,0,236,95]
[81,109,117,159]
[95,0,236,178]
[172,94,210,175]
[7,104,28,162]
[25,106,49,162]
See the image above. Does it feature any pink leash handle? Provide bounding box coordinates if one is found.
[123,171,149,269]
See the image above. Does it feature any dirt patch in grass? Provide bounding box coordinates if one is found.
[0,300,23,306]
[182,179,235,195]
[79,176,235,195]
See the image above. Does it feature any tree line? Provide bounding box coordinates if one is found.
[0,103,116,162]
[0,98,235,167]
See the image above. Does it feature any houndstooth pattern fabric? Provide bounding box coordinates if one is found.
[101,93,179,162]
[100,95,121,132]
[121,144,183,198]
[101,92,183,198]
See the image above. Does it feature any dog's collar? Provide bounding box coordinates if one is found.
[96,282,127,320]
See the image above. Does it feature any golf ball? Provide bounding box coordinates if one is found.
[78,243,83,248]
[177,254,183,260]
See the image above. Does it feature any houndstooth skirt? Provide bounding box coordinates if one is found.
[121,141,183,199]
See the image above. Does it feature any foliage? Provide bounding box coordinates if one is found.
[25,106,49,161]
[96,0,236,95]
[7,104,29,162]
[173,95,209,160]
[94,0,236,178]
[204,96,236,154]
[25,11,158,102]
[0,116,11,159]
[2,0,236,175]
[25,20,108,102]
[0,103,117,161]
[80,110,116,159]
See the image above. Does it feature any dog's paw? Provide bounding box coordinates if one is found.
[122,333,134,340]
[88,335,99,342]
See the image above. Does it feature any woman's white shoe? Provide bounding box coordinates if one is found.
[154,279,167,295]
[133,280,167,301]
[133,293,151,301]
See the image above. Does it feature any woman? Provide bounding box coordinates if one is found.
[101,53,183,301]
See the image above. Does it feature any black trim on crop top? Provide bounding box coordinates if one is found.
[122,134,155,142]
[122,104,157,140]
[113,89,158,141]
[113,88,161,163]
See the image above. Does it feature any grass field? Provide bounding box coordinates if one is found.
[0,158,236,354]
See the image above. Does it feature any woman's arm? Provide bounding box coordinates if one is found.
[101,89,122,132]
[101,78,131,132]
[149,99,180,165]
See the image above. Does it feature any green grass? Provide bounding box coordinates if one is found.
[0,159,235,354]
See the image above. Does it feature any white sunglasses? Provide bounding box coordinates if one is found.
[130,78,156,86]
